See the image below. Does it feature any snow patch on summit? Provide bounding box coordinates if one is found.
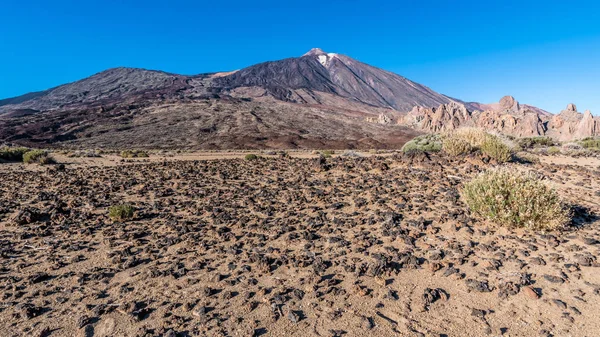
[318,55,328,66]
[317,53,338,66]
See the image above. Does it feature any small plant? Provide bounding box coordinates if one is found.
[402,134,442,153]
[442,135,472,156]
[517,137,556,149]
[120,150,149,158]
[547,146,560,155]
[452,128,488,148]
[461,169,569,230]
[580,138,600,150]
[0,147,29,162]
[245,154,258,161]
[23,150,55,165]
[109,204,135,221]
[321,150,334,158]
[480,135,512,163]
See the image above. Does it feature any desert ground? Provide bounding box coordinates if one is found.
[1,150,599,337]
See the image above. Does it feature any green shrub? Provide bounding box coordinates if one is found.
[461,169,569,230]
[442,136,473,156]
[402,134,442,153]
[120,150,149,158]
[321,150,334,158]
[547,146,560,155]
[109,204,135,221]
[0,147,29,162]
[23,150,55,165]
[517,137,556,149]
[580,138,600,150]
[245,154,258,161]
[481,135,512,163]
[514,152,540,164]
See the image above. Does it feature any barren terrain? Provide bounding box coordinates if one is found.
[1,152,599,337]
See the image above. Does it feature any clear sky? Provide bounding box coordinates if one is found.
[1,0,599,114]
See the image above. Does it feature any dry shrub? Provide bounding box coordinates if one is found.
[481,135,513,163]
[244,154,258,161]
[461,169,569,230]
[452,128,488,148]
[23,150,55,165]
[120,150,149,158]
[442,136,472,156]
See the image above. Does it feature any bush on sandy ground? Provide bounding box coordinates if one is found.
[109,204,135,221]
[580,138,600,150]
[452,128,488,148]
[461,169,569,230]
[442,136,473,156]
[23,150,55,165]
[517,136,556,149]
[0,147,29,162]
[481,135,513,163]
[402,134,442,153]
[321,150,334,158]
[120,150,149,158]
[244,154,258,161]
[442,128,514,161]
[513,152,540,164]
[547,146,561,155]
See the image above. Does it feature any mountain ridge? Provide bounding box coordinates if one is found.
[0,48,597,148]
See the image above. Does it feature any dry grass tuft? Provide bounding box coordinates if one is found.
[481,135,513,163]
[442,136,473,156]
[452,128,488,148]
[23,150,55,165]
[461,169,569,230]
[402,134,442,153]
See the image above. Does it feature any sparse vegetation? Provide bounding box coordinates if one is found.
[68,150,102,158]
[402,134,442,153]
[245,154,258,161]
[547,146,561,155]
[514,152,541,164]
[442,136,473,156]
[109,204,135,221]
[0,147,29,162]
[120,150,149,158]
[321,150,334,158]
[461,169,569,230]
[480,135,513,163]
[452,128,488,148]
[517,136,556,149]
[23,150,55,165]
[580,138,600,150]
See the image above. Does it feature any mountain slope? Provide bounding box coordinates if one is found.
[0,68,190,114]
[1,48,589,148]
[215,48,453,111]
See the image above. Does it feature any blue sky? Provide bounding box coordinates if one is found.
[1,0,599,114]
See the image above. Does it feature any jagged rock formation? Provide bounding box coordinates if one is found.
[365,114,392,124]
[548,104,599,141]
[401,96,598,140]
[401,102,472,132]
